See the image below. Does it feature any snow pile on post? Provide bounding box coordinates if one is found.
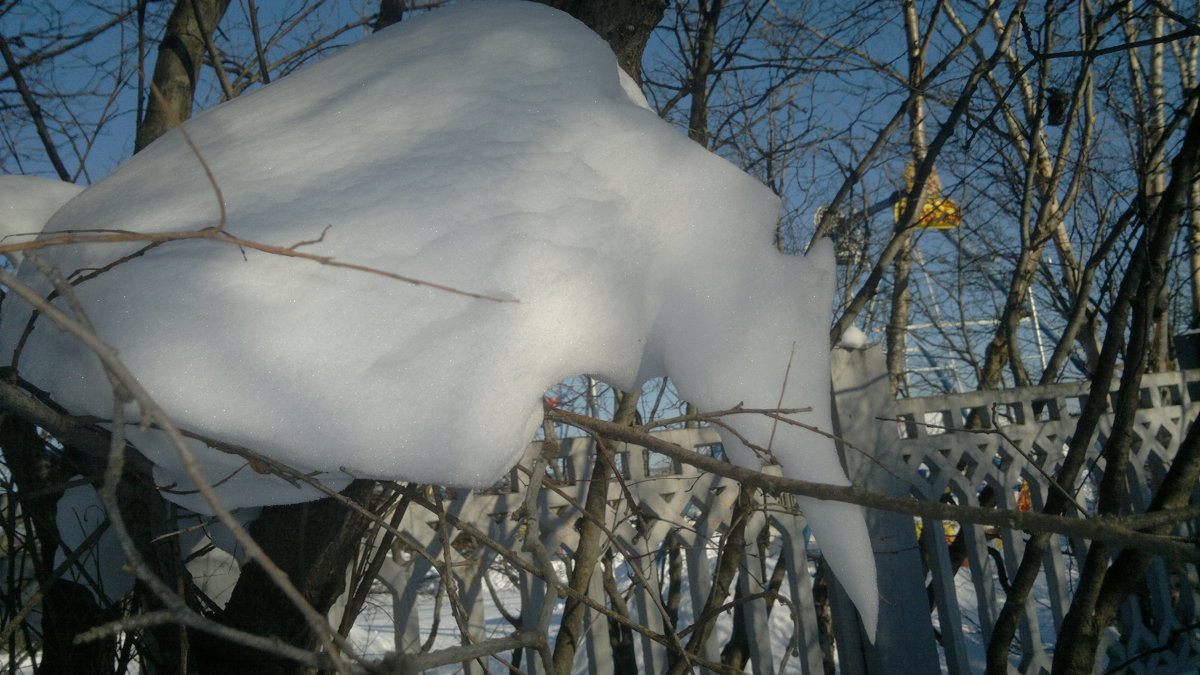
[1,0,878,636]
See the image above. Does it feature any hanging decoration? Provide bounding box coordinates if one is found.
[895,163,961,229]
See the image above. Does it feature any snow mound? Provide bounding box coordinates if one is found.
[0,175,84,260]
[0,0,877,636]
[838,324,870,349]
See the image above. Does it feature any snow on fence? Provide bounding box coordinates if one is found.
[372,345,1199,673]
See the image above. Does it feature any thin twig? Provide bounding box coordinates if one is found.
[766,341,798,454]
[0,225,516,303]
[0,31,72,181]
[74,610,334,671]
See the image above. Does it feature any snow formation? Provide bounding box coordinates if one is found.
[0,175,84,260]
[1,1,878,635]
[839,324,870,349]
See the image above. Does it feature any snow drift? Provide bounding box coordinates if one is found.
[0,0,878,636]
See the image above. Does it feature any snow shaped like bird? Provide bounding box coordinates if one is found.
[0,1,878,636]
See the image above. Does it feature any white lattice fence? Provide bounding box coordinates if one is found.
[833,345,1200,674]
[379,427,830,674]
[374,345,1199,673]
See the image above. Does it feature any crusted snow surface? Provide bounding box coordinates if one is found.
[1,1,877,635]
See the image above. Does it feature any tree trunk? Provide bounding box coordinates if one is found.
[0,395,121,674]
[1,454,117,673]
[194,480,384,675]
[0,391,201,674]
[1190,183,1200,328]
[374,0,405,32]
[978,246,1042,390]
[666,483,753,675]
[531,0,666,84]
[1049,92,1200,675]
[136,0,233,152]
[685,0,723,148]
[601,554,639,674]
[551,450,612,671]
[885,239,912,395]
[886,0,929,397]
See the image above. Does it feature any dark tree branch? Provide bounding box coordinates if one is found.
[530,0,667,84]
[0,31,72,180]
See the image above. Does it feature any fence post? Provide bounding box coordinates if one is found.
[830,344,941,673]
[777,512,828,675]
[626,532,669,673]
[378,549,425,655]
[583,567,614,675]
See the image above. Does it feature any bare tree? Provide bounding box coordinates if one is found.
[3,1,1199,673]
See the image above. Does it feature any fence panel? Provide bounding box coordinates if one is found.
[379,344,1198,672]
[385,428,829,673]
[833,345,1200,674]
